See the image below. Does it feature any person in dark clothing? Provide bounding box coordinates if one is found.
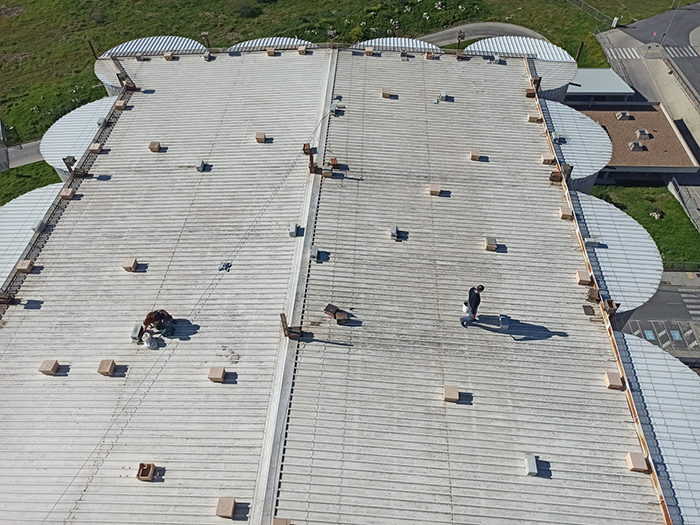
[465,285,485,322]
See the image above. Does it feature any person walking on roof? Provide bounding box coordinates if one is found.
[462,285,484,325]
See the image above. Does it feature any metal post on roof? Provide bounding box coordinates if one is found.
[201,32,211,48]
[87,40,98,60]
[575,41,584,62]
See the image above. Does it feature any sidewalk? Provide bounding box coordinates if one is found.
[6,140,42,170]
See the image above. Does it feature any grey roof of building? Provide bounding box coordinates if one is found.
[229,37,316,52]
[571,192,663,313]
[568,68,634,96]
[540,99,613,181]
[0,183,63,288]
[0,49,333,524]
[353,37,442,53]
[616,332,700,524]
[0,45,671,525]
[466,36,575,61]
[272,48,663,524]
[101,36,206,57]
[39,96,118,176]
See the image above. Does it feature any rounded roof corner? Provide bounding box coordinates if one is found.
[352,37,442,53]
[228,37,316,52]
[101,36,206,58]
[40,97,118,171]
[466,36,574,62]
[572,191,663,312]
[541,100,612,180]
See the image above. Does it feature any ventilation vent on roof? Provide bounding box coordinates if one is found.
[615,110,631,120]
[164,51,174,61]
[524,455,538,476]
[98,359,116,376]
[216,498,236,518]
[122,257,138,272]
[137,463,155,481]
[635,128,651,140]
[203,50,211,61]
[208,367,226,383]
[298,45,307,55]
[551,131,566,144]
[39,360,59,375]
[365,46,374,56]
[628,141,644,151]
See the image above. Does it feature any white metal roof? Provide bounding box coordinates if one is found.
[616,331,700,524]
[540,99,612,181]
[228,37,317,52]
[101,36,206,57]
[568,68,635,96]
[94,59,121,92]
[528,58,578,99]
[40,96,117,173]
[571,191,663,313]
[352,37,442,53]
[466,36,574,61]
[0,183,62,288]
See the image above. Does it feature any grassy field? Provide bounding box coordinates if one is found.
[1,0,610,147]
[0,0,687,147]
[0,161,60,207]
[591,185,700,270]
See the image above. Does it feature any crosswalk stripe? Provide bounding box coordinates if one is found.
[631,48,640,59]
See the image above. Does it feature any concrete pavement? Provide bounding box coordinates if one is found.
[6,140,42,170]
[421,21,546,47]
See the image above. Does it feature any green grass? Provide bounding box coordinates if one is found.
[591,185,700,270]
[0,161,61,207]
[0,0,614,149]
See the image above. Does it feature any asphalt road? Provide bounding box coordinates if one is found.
[421,21,545,47]
[622,2,700,47]
[621,2,700,99]
[7,140,42,169]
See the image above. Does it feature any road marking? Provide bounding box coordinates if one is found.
[666,46,700,58]
[607,47,643,60]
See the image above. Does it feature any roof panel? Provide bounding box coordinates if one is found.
[616,332,700,524]
[572,192,663,313]
[101,36,206,57]
[466,36,574,62]
[0,183,63,287]
[568,68,634,96]
[228,37,317,52]
[39,97,117,173]
[540,99,612,181]
[352,37,442,53]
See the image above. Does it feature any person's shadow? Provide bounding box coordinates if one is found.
[166,319,200,341]
[469,314,568,342]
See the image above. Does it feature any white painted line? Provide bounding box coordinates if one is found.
[690,340,699,348]
[631,48,641,59]
[662,340,672,348]
[657,330,667,337]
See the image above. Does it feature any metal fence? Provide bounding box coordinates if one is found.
[566,0,615,26]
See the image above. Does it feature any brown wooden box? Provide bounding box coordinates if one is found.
[430,184,440,196]
[443,385,459,402]
[59,188,76,200]
[88,143,102,154]
[98,359,116,376]
[365,46,374,56]
[216,497,236,518]
[137,462,155,481]
[15,259,34,273]
[559,206,573,220]
[576,270,592,286]
[266,47,275,56]
[470,148,480,161]
[164,51,174,61]
[122,257,138,272]
[604,371,623,390]
[256,132,266,143]
[484,237,497,251]
[382,88,391,99]
[115,100,127,110]
[298,45,307,55]
[149,141,161,152]
[39,360,59,375]
[626,452,648,473]
[208,367,226,383]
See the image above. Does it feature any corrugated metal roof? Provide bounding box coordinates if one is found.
[568,68,635,96]
[40,96,117,173]
[274,48,664,524]
[101,36,206,57]
[571,191,663,313]
[94,59,122,93]
[352,37,442,53]
[616,332,700,524]
[228,37,317,52]
[540,99,612,181]
[529,59,578,100]
[0,51,334,525]
[0,183,62,287]
[466,36,574,62]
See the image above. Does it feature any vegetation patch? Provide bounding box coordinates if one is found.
[591,185,700,270]
[0,161,61,207]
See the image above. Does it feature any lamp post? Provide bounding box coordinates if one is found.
[457,30,465,52]
[201,32,210,48]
